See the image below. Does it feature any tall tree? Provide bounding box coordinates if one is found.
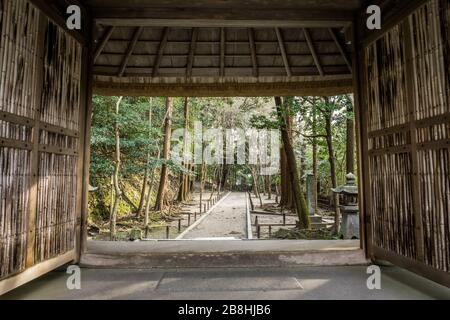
[154,97,173,211]
[275,97,310,229]
[320,97,340,234]
[178,97,191,202]
[137,98,153,216]
[311,98,318,215]
[110,96,124,240]
[346,94,355,174]
[279,97,294,209]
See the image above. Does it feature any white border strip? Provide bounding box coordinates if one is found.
[176,191,232,239]
[245,192,253,239]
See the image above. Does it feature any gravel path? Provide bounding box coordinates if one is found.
[181,192,247,239]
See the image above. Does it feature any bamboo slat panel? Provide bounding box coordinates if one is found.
[0,0,40,118]
[1,0,83,281]
[40,21,82,132]
[0,148,31,279]
[411,0,450,273]
[0,0,38,281]
[364,0,450,274]
[365,25,409,132]
[410,0,448,120]
[34,153,78,263]
[369,153,417,259]
[39,130,79,150]
[0,120,32,143]
[418,148,449,272]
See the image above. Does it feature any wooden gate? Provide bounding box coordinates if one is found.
[0,0,89,295]
[357,0,450,286]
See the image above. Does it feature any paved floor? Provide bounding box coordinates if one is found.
[181,192,247,240]
[2,266,449,300]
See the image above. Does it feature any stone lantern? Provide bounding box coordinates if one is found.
[332,173,359,239]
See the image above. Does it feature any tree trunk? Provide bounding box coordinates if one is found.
[178,97,190,202]
[110,96,123,240]
[251,166,263,207]
[155,97,173,211]
[136,175,148,216]
[279,98,294,209]
[137,99,154,217]
[199,164,206,213]
[221,164,229,190]
[266,175,272,200]
[323,98,340,234]
[346,95,355,175]
[275,97,310,229]
[144,148,160,237]
[312,98,318,214]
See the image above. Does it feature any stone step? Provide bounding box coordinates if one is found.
[80,240,368,269]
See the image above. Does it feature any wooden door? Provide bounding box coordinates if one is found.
[0,0,88,295]
[357,0,449,286]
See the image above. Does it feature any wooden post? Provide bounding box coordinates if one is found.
[79,16,95,259]
[178,219,182,233]
[352,18,370,254]
[166,226,170,239]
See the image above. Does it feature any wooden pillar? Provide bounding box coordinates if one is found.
[352,19,371,255]
[78,17,95,258]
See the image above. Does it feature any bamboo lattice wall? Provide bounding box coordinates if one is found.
[364,0,450,273]
[0,0,82,280]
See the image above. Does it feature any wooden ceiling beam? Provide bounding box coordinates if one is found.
[96,19,351,28]
[303,28,324,76]
[94,26,115,63]
[118,26,144,77]
[152,27,170,77]
[247,28,258,78]
[275,28,291,77]
[186,28,199,79]
[328,28,352,73]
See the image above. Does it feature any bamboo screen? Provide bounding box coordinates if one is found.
[0,0,82,280]
[365,0,449,273]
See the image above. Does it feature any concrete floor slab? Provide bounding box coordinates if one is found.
[2,266,449,300]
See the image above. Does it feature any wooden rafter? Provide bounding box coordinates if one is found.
[220,28,225,77]
[186,28,199,79]
[328,28,352,73]
[93,26,114,63]
[275,27,291,77]
[248,28,258,78]
[118,26,143,77]
[303,28,324,76]
[152,27,170,77]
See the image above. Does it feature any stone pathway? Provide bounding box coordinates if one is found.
[180,192,247,239]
